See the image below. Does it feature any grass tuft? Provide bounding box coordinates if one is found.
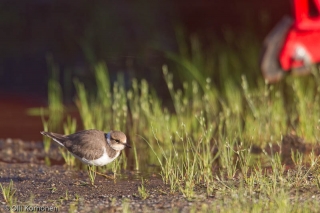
[138,178,149,200]
[0,179,16,206]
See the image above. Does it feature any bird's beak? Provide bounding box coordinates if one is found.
[121,142,131,148]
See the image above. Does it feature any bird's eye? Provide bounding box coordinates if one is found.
[115,139,120,143]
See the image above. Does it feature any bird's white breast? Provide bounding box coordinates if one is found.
[81,147,120,166]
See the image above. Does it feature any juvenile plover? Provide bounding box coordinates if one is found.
[40,129,130,166]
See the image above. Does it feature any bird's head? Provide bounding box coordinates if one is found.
[106,131,131,151]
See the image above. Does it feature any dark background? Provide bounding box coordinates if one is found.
[0,0,291,140]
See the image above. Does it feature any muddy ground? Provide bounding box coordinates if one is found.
[0,135,318,212]
[0,139,213,212]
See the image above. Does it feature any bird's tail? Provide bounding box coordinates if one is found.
[40,131,66,147]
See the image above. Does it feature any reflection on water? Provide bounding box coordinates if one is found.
[117,167,161,181]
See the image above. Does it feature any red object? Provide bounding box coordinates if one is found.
[280,0,320,70]
[260,0,320,82]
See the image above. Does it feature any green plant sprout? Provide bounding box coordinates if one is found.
[138,178,149,200]
[0,179,16,207]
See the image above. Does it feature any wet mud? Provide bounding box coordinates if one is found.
[0,134,318,212]
[0,139,213,212]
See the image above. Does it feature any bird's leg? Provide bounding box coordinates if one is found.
[87,165,115,180]
[87,165,97,185]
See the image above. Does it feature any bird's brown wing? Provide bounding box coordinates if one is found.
[64,129,106,160]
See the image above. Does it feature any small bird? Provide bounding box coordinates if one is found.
[40,129,131,166]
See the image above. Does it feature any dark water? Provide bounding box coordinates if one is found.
[0,93,45,141]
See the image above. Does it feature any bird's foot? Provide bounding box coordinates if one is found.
[94,170,116,180]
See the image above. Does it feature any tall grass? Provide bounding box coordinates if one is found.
[72,61,319,200]
[28,58,65,155]
[43,32,320,208]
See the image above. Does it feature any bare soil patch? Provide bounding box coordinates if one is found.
[0,139,213,212]
[0,134,319,212]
